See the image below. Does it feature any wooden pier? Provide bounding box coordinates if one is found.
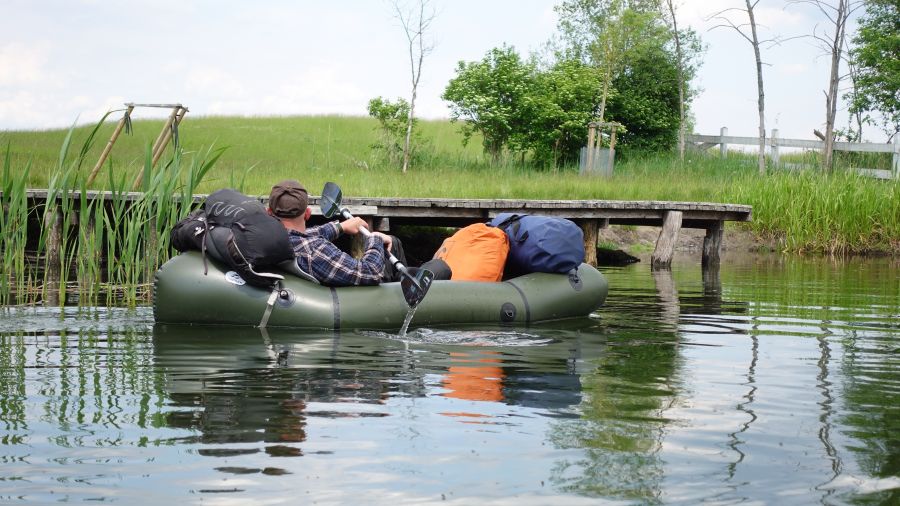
[24,190,752,270]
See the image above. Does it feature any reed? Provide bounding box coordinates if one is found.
[728,169,900,254]
[1,117,221,307]
[0,147,35,305]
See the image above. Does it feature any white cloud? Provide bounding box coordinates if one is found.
[261,66,370,115]
[0,42,51,86]
[185,66,248,98]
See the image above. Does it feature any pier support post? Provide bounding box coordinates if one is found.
[702,221,724,268]
[651,268,679,329]
[652,211,682,270]
[578,219,599,266]
[375,217,390,232]
[701,261,722,315]
[44,209,63,306]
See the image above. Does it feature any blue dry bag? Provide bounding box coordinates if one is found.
[489,213,585,275]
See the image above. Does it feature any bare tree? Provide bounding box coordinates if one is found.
[394,0,436,173]
[788,0,863,171]
[663,0,687,161]
[709,1,775,175]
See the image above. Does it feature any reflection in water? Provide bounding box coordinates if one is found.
[727,329,758,479]
[0,256,898,503]
[442,352,505,402]
[548,275,684,501]
[153,326,400,457]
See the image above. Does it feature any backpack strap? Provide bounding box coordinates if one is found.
[492,214,526,242]
[277,259,320,284]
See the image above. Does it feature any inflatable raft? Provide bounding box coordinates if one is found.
[153,251,608,329]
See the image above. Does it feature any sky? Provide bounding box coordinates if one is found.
[0,0,886,143]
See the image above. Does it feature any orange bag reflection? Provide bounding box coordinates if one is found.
[442,353,504,403]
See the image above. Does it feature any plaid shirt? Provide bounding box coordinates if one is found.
[287,221,385,286]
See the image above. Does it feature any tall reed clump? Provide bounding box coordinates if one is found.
[104,143,222,306]
[5,115,222,307]
[729,169,900,254]
[0,147,36,306]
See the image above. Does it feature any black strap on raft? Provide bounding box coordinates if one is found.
[200,216,210,275]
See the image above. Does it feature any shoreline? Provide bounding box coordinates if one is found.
[597,225,898,261]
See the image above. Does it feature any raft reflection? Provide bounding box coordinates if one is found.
[151,323,590,454]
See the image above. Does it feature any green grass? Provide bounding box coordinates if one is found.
[1,114,898,257]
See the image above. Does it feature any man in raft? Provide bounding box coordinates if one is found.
[268,179,407,286]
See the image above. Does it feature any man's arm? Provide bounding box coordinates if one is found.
[303,228,386,286]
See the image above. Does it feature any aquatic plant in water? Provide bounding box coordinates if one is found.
[1,116,223,307]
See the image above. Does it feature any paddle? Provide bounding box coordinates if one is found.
[319,182,434,308]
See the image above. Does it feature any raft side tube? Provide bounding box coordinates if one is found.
[153,251,608,329]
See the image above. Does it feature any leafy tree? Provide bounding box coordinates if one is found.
[605,43,681,153]
[555,0,699,156]
[442,45,535,162]
[524,59,602,166]
[848,0,900,140]
[367,97,414,165]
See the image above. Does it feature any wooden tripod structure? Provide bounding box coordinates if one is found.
[584,121,624,175]
[85,103,189,189]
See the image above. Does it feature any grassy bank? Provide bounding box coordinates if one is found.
[2,115,898,256]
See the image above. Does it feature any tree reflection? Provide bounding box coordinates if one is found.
[547,268,686,501]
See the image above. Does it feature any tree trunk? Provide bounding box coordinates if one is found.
[666,0,686,161]
[397,0,433,174]
[402,88,416,174]
[822,0,849,172]
[747,0,766,175]
[597,66,612,126]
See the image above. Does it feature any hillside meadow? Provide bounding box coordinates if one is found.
[1,114,898,255]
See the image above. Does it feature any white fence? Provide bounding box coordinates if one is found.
[686,128,900,179]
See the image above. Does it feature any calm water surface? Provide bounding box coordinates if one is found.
[1,254,898,504]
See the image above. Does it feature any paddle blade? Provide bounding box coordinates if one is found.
[400,267,434,308]
[320,182,343,218]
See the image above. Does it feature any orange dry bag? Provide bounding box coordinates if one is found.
[434,223,509,282]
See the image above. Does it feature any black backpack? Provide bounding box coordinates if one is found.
[170,189,294,287]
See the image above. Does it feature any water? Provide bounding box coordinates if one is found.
[399,306,417,338]
[0,254,898,504]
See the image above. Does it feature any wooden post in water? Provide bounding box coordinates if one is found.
[702,261,722,314]
[652,210,682,270]
[44,208,63,306]
[578,219,599,266]
[702,221,724,268]
[651,268,679,329]
[86,105,134,187]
